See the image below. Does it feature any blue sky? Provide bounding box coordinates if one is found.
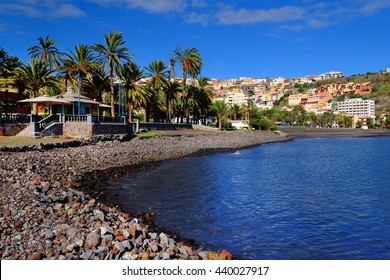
[1,0,390,80]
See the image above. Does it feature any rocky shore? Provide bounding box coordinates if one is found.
[0,131,289,260]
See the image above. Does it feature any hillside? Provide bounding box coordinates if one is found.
[297,72,390,114]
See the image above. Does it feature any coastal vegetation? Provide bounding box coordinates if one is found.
[1,34,390,130]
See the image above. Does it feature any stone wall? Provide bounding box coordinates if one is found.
[92,123,133,135]
[130,122,193,131]
[0,123,29,136]
[63,122,132,137]
[40,123,63,137]
[63,123,93,137]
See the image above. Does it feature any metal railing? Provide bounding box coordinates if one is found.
[0,114,31,124]
[38,114,60,130]
[92,115,125,123]
[65,115,88,123]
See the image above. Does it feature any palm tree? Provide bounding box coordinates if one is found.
[15,59,59,115]
[308,112,318,127]
[144,60,168,122]
[83,68,110,103]
[164,79,182,122]
[93,31,133,117]
[61,44,99,114]
[27,36,61,71]
[122,62,149,122]
[210,100,229,130]
[173,47,202,122]
[0,48,21,78]
[192,77,212,124]
[230,104,242,120]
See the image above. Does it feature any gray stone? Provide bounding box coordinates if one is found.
[160,252,170,260]
[80,250,95,260]
[93,209,105,221]
[159,232,169,246]
[45,229,55,240]
[120,240,133,251]
[150,232,158,240]
[40,194,52,203]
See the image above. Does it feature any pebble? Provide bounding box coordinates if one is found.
[0,131,287,260]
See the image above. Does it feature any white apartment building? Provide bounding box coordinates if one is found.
[337,98,375,118]
[315,71,344,81]
[225,90,250,106]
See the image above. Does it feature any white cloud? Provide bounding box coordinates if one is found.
[89,0,186,13]
[51,3,87,18]
[0,1,86,18]
[185,12,209,26]
[359,0,390,14]
[191,0,207,9]
[215,6,306,25]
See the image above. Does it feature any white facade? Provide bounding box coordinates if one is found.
[337,98,375,117]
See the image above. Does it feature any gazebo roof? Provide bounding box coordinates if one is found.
[53,87,100,105]
[18,95,72,105]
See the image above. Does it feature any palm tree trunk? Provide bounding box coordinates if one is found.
[218,115,222,130]
[128,104,133,122]
[110,83,115,117]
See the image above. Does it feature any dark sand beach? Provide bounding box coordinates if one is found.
[0,131,289,260]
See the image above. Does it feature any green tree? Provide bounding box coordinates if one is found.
[15,59,60,115]
[164,80,182,123]
[94,31,133,117]
[144,60,169,122]
[173,47,202,123]
[0,48,21,78]
[61,44,100,114]
[230,104,243,120]
[190,77,212,124]
[122,62,149,122]
[210,100,229,130]
[28,35,61,71]
[83,68,110,103]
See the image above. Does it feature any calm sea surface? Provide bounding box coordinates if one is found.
[108,137,390,259]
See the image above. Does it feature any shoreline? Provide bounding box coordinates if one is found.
[0,131,289,260]
[279,127,390,138]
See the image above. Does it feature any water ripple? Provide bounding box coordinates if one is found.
[108,137,390,259]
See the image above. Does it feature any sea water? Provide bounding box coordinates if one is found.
[108,137,390,259]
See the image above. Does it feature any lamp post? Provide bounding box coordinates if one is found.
[77,70,81,115]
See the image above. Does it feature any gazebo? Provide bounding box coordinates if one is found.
[18,87,110,116]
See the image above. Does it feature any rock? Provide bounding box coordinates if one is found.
[160,252,170,260]
[115,235,126,242]
[85,231,100,249]
[93,210,105,222]
[120,240,133,251]
[45,229,55,240]
[141,253,149,260]
[112,243,125,256]
[53,203,63,211]
[41,182,51,192]
[220,249,233,260]
[150,232,158,240]
[66,244,76,252]
[40,194,52,203]
[159,233,169,247]
[122,252,133,260]
[197,251,209,260]
[128,225,137,238]
[100,225,113,236]
[208,251,227,260]
[27,252,43,260]
[80,250,94,260]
